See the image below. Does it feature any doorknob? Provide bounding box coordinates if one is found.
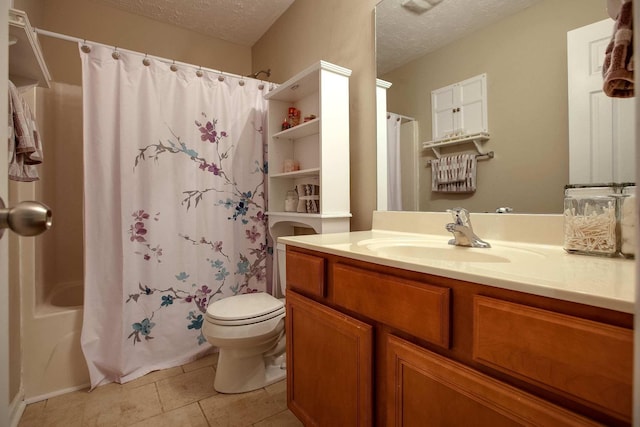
[0,197,52,238]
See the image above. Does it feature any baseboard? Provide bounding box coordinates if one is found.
[24,383,90,405]
[9,389,26,427]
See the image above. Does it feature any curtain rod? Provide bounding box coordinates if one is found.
[33,28,269,84]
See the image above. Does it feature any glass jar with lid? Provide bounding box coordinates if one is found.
[284,189,298,212]
[563,185,618,256]
[619,184,636,258]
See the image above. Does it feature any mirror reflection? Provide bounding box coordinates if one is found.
[376,0,634,214]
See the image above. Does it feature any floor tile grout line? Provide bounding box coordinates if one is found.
[196,399,213,427]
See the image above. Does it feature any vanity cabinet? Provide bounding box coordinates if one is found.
[265,61,352,235]
[285,246,633,426]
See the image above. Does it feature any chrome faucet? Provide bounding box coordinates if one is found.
[445,208,491,248]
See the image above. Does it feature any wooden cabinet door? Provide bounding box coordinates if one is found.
[286,290,373,426]
[473,295,632,424]
[386,335,601,427]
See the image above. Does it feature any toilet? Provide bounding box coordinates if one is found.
[203,243,287,393]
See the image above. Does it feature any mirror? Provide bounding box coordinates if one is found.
[376,0,628,214]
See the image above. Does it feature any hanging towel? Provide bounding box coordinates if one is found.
[8,80,43,181]
[603,0,634,98]
[431,154,477,193]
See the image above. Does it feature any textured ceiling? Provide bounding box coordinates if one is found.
[94,0,541,72]
[376,0,542,74]
[93,0,295,46]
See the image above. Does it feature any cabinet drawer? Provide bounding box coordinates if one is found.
[286,250,326,298]
[473,295,632,424]
[333,263,450,348]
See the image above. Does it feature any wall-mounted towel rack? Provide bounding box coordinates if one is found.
[9,9,51,89]
[423,131,491,159]
[426,151,493,167]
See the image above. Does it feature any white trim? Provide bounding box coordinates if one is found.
[8,390,25,427]
[23,383,90,405]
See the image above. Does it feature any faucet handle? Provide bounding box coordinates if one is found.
[447,207,471,227]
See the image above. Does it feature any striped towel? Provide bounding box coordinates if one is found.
[8,80,43,181]
[431,154,477,193]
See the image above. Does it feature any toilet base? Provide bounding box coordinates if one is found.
[214,341,286,394]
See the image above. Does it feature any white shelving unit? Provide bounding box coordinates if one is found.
[423,132,493,159]
[9,9,51,89]
[265,61,352,236]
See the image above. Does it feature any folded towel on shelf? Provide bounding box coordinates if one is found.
[8,80,43,181]
[431,154,477,193]
[603,0,634,98]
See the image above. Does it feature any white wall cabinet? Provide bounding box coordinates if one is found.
[431,73,487,140]
[266,61,352,236]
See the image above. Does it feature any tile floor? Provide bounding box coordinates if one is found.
[18,353,303,427]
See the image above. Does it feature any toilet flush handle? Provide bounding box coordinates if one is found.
[0,197,53,239]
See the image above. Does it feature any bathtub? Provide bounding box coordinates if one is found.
[18,83,90,402]
[22,280,90,403]
[47,282,84,308]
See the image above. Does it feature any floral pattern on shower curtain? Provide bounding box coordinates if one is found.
[80,44,271,388]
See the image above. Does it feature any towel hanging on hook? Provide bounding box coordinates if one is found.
[607,0,623,18]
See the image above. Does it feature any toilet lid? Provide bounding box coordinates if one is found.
[206,293,284,323]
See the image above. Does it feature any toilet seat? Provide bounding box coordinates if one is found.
[206,293,285,326]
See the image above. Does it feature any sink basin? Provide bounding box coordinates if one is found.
[356,237,546,264]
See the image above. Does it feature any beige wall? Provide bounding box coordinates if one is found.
[382,0,607,214]
[253,0,378,231]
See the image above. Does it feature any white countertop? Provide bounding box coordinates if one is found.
[278,212,636,314]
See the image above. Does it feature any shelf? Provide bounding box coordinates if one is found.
[9,9,51,89]
[267,211,351,219]
[266,60,351,235]
[267,211,352,234]
[270,168,320,179]
[423,132,491,159]
[265,61,352,102]
[273,118,320,140]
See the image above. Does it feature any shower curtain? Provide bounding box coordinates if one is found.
[387,113,403,210]
[80,44,270,388]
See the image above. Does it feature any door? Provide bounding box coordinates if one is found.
[1,1,11,425]
[567,19,635,184]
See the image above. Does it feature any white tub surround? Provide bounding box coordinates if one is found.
[278,211,635,313]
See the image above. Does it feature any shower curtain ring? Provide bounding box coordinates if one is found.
[218,72,225,82]
[239,78,245,87]
[170,61,178,72]
[196,67,204,78]
[142,54,151,66]
[112,47,120,60]
[81,40,91,53]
